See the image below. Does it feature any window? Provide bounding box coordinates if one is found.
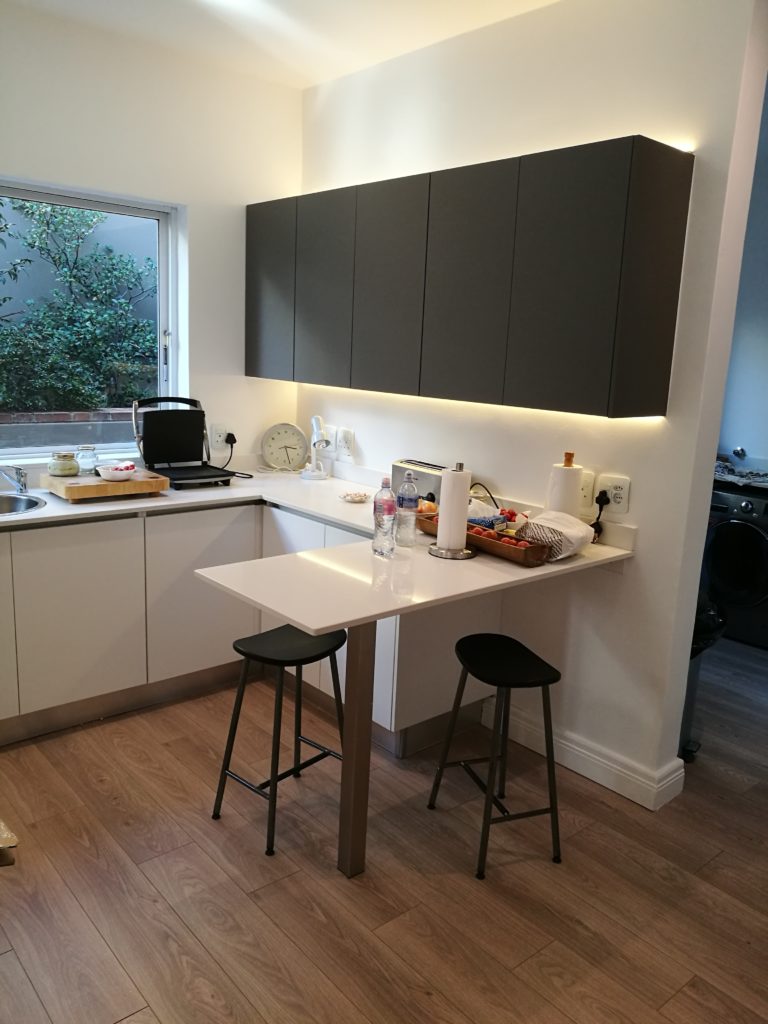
[0,185,172,455]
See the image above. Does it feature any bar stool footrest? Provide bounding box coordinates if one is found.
[491,806,551,825]
[224,740,342,799]
[459,761,509,816]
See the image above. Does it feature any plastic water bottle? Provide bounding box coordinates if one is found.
[372,476,396,558]
[396,470,419,547]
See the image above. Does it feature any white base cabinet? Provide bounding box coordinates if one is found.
[261,507,326,687]
[0,534,18,720]
[12,519,147,714]
[265,509,499,732]
[145,505,261,683]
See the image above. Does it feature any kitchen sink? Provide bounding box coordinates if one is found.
[0,494,47,516]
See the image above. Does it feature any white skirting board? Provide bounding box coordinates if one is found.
[480,699,684,810]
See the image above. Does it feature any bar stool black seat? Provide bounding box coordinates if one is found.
[428,632,562,879]
[212,623,347,856]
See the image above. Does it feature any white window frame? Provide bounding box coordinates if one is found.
[0,181,178,459]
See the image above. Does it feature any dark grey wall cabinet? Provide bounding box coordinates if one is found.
[505,136,693,416]
[244,135,693,417]
[294,186,356,388]
[351,174,429,395]
[245,198,296,381]
[420,159,519,405]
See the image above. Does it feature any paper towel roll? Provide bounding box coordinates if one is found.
[437,464,472,551]
[545,451,583,517]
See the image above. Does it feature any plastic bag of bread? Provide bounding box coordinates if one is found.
[514,510,595,560]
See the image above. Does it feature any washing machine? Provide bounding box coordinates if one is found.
[704,485,768,649]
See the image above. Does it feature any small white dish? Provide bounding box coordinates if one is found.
[339,491,371,503]
[97,466,136,482]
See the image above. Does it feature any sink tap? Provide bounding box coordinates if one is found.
[0,466,28,493]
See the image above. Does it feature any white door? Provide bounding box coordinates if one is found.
[261,506,325,687]
[322,524,396,729]
[145,505,261,683]
[13,519,147,714]
[0,533,18,720]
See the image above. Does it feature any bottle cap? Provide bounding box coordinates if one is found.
[381,475,391,486]
[404,470,415,481]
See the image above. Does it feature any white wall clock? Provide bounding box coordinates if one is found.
[261,422,309,470]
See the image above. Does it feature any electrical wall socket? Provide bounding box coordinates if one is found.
[337,427,355,462]
[579,469,595,512]
[596,473,631,516]
[210,423,227,449]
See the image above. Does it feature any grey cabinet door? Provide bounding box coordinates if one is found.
[245,198,296,381]
[608,137,693,416]
[505,138,632,416]
[294,187,356,387]
[351,174,429,395]
[420,159,519,405]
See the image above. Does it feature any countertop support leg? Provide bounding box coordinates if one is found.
[337,619,377,877]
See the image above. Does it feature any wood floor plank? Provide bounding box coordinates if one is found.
[119,1012,161,1024]
[0,919,11,954]
[564,824,768,1019]
[376,904,571,1024]
[0,950,53,1024]
[697,848,768,910]
[31,807,266,1024]
[0,741,83,824]
[38,728,191,864]
[268,799,416,930]
[661,975,768,1024]
[514,940,670,1024]
[252,872,473,1024]
[142,842,365,1024]
[480,859,694,1008]
[81,716,300,892]
[544,762,724,872]
[0,809,144,1024]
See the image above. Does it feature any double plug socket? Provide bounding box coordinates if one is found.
[321,424,355,462]
[578,470,631,516]
[595,473,631,516]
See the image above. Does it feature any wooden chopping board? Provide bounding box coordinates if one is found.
[42,469,170,502]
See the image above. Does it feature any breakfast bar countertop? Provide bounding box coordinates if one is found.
[196,532,632,635]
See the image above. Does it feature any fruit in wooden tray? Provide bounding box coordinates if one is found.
[418,499,437,513]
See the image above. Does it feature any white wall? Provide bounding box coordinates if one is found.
[719,78,768,471]
[1,1,301,462]
[298,0,768,805]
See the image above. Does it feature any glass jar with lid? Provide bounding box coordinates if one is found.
[76,444,98,474]
[48,452,80,477]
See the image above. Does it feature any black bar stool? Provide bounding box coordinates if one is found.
[428,632,562,879]
[212,623,347,856]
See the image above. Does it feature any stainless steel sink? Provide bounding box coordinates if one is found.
[0,494,47,516]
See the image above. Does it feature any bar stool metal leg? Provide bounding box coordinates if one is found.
[293,666,303,776]
[497,688,511,799]
[428,667,468,810]
[329,652,344,742]
[266,667,285,856]
[542,684,561,864]
[212,658,249,820]
[477,688,506,880]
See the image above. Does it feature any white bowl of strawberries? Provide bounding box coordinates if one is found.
[97,461,136,482]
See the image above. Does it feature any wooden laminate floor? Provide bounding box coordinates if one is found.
[1,642,766,1024]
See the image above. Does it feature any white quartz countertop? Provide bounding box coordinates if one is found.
[1,472,378,534]
[196,533,632,635]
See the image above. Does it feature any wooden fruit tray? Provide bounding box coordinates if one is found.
[42,470,169,502]
[416,515,550,567]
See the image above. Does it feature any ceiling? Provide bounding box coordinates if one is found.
[9,0,560,88]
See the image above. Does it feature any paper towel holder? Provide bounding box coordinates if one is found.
[428,461,477,561]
